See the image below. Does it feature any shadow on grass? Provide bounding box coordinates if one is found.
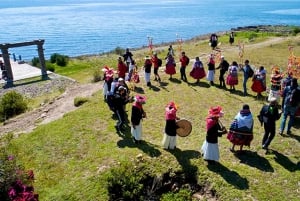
[233,150,274,172]
[158,81,170,92]
[188,81,210,88]
[207,162,249,190]
[116,126,162,158]
[169,77,182,84]
[267,149,300,172]
[149,84,161,92]
[167,148,201,180]
[133,86,145,94]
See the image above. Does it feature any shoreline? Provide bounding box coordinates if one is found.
[73,25,299,59]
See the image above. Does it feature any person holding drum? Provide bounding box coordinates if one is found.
[201,106,227,164]
[131,95,147,144]
[162,101,180,150]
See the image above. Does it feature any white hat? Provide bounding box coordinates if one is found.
[221,55,224,58]
[269,97,277,103]
[118,78,124,82]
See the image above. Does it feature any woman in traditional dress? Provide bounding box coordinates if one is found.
[131,95,147,144]
[226,61,239,91]
[165,54,176,79]
[268,67,283,102]
[251,66,266,97]
[190,56,206,83]
[227,104,254,152]
[201,106,227,164]
[162,101,179,150]
[206,54,215,86]
[117,57,127,79]
[102,66,114,101]
[144,56,152,87]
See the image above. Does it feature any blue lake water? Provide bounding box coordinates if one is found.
[1,0,300,60]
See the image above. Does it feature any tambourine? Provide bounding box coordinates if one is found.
[176,119,192,137]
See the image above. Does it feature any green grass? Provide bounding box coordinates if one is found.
[2,30,300,200]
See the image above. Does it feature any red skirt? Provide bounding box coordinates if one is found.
[227,130,253,146]
[226,74,238,85]
[251,79,266,93]
[190,68,206,79]
[165,64,176,75]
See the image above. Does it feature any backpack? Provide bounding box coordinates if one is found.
[222,60,229,71]
[285,87,300,107]
[247,66,254,78]
[186,57,190,66]
[157,58,162,67]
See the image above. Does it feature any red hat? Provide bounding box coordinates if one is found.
[167,101,178,110]
[208,106,223,117]
[134,95,146,104]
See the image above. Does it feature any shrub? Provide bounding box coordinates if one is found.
[56,54,69,66]
[292,27,300,36]
[0,136,38,201]
[92,68,102,83]
[46,61,55,72]
[106,161,146,200]
[50,53,59,63]
[0,91,27,122]
[74,97,89,107]
[50,53,69,66]
[31,57,40,67]
[112,46,125,55]
[161,188,192,201]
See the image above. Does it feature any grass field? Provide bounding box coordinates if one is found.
[2,29,300,200]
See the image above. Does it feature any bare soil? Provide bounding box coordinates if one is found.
[0,81,101,136]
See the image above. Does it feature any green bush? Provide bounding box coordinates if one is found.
[31,57,40,67]
[50,53,69,66]
[74,97,89,107]
[106,161,146,200]
[50,53,59,63]
[292,27,300,36]
[46,61,55,72]
[112,46,125,55]
[56,54,69,66]
[92,68,102,83]
[161,188,192,201]
[0,91,27,122]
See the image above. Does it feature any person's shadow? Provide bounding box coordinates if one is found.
[116,126,161,158]
[207,162,249,190]
[167,148,201,180]
[233,150,274,172]
[269,149,300,172]
[188,81,210,88]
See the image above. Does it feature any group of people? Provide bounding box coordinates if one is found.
[102,46,300,162]
[202,97,282,164]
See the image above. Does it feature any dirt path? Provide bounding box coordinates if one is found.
[0,82,102,136]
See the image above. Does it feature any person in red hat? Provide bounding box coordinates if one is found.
[201,106,227,164]
[102,66,115,101]
[162,101,180,150]
[131,95,147,144]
